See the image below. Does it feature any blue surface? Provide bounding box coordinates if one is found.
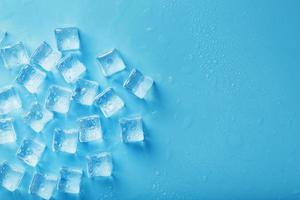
[0,0,300,199]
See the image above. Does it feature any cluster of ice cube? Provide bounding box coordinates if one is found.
[0,27,153,198]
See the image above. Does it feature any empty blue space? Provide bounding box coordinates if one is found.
[0,0,300,199]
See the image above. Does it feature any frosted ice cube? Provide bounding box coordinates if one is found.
[29,172,58,200]
[16,139,45,167]
[0,42,29,69]
[119,116,144,143]
[0,86,22,115]
[94,88,124,118]
[45,85,73,114]
[53,128,78,154]
[57,54,86,83]
[96,49,126,77]
[55,27,80,52]
[16,65,46,94]
[58,167,82,194]
[77,115,102,142]
[73,79,99,106]
[25,103,53,133]
[123,69,153,99]
[87,152,112,178]
[0,162,24,192]
[0,118,16,144]
[31,42,61,71]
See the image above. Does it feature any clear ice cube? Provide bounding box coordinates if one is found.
[25,103,53,133]
[0,42,29,69]
[56,54,86,83]
[31,42,61,71]
[55,27,80,52]
[53,128,78,154]
[29,173,58,200]
[96,49,126,77]
[94,88,124,118]
[45,85,73,114]
[0,31,6,45]
[0,118,16,144]
[16,139,45,167]
[0,86,22,115]
[16,65,46,94]
[0,162,24,192]
[119,116,144,143]
[73,79,99,106]
[87,152,112,178]
[77,115,102,142]
[123,69,153,99]
[58,167,82,194]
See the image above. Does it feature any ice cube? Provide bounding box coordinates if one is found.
[0,42,29,69]
[0,31,6,45]
[29,172,58,200]
[53,128,78,154]
[73,79,99,106]
[123,69,153,99]
[16,139,45,167]
[0,86,22,115]
[16,65,46,94]
[25,103,53,133]
[56,54,86,83]
[86,152,112,178]
[45,85,73,114]
[94,88,124,118]
[31,42,61,71]
[58,167,82,194]
[96,49,126,77]
[0,118,16,144]
[55,27,80,52]
[77,115,102,142]
[0,161,24,192]
[119,116,144,143]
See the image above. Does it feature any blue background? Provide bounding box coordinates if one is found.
[0,0,300,199]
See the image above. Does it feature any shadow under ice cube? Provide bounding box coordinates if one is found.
[0,118,16,144]
[96,49,126,77]
[16,65,46,94]
[123,68,153,99]
[25,103,53,133]
[57,54,86,83]
[58,167,82,194]
[94,88,124,118]
[31,42,61,71]
[17,139,45,167]
[45,85,73,114]
[53,129,78,154]
[0,42,29,69]
[55,27,80,52]
[29,172,58,200]
[0,86,22,115]
[73,79,99,106]
[120,116,144,143]
[87,152,113,178]
[77,115,102,142]
[0,161,24,192]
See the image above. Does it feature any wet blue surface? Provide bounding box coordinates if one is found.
[0,0,300,199]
